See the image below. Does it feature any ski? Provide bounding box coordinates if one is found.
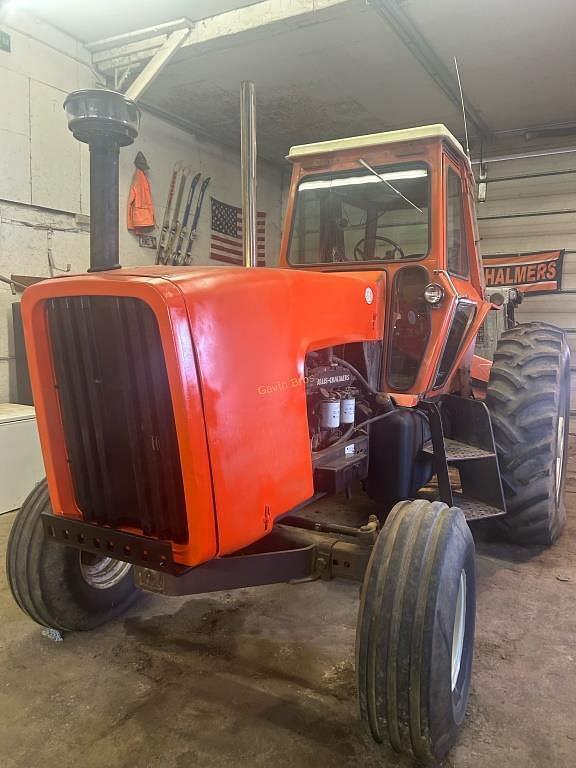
[162,169,188,265]
[183,177,211,265]
[156,164,180,265]
[172,172,201,266]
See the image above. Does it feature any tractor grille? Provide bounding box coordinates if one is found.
[46,296,188,543]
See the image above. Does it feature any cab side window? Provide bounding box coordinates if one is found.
[446,167,469,276]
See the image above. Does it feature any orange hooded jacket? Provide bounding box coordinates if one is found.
[127,169,155,230]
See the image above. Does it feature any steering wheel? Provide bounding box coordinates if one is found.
[353,236,405,261]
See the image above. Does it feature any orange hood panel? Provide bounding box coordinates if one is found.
[167,267,385,555]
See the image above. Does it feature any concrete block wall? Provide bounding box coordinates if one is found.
[117,111,285,270]
[0,9,95,211]
[0,9,285,403]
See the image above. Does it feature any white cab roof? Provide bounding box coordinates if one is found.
[288,124,465,160]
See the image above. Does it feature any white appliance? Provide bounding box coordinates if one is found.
[0,403,45,514]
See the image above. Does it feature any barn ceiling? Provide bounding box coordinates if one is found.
[10,0,576,162]
[8,1,266,43]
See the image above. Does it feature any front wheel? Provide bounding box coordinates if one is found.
[356,499,476,763]
[6,480,139,631]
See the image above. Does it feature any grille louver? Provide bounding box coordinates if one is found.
[47,295,188,543]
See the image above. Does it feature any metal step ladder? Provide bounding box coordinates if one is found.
[420,395,507,523]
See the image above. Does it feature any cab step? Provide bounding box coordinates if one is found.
[422,438,496,462]
[452,492,506,521]
[420,396,507,523]
[418,491,506,521]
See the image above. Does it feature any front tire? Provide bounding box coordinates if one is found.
[6,480,139,631]
[356,499,476,762]
[486,322,570,546]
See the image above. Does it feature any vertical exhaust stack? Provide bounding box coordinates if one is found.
[64,90,141,272]
[240,81,258,268]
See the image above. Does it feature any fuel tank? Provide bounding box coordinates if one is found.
[22,266,385,566]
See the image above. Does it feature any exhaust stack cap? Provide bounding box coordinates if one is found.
[64,89,140,147]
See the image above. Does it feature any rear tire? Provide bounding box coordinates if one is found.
[486,322,570,546]
[356,499,476,762]
[6,480,139,631]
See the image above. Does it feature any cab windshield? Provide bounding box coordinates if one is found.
[288,162,429,266]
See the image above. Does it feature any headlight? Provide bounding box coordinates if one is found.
[424,283,444,305]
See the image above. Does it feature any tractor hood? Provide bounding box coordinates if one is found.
[21,266,386,565]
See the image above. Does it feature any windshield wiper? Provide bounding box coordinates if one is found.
[358,158,423,214]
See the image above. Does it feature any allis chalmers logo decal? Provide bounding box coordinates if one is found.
[482,250,564,294]
[316,375,350,386]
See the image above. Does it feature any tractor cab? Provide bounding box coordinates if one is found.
[280,125,491,401]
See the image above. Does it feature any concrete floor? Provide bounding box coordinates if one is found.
[2,442,576,768]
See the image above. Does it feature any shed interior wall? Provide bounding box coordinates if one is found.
[477,152,576,409]
[0,10,284,402]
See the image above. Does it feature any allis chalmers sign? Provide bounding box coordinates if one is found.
[482,250,564,294]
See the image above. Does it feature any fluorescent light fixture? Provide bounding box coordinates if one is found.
[299,169,427,192]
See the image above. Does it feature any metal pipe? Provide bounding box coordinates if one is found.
[86,18,193,52]
[492,120,576,137]
[478,208,576,222]
[240,81,257,267]
[125,27,190,102]
[471,146,576,165]
[479,168,576,184]
[88,137,121,272]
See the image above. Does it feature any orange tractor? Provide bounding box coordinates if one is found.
[7,90,570,762]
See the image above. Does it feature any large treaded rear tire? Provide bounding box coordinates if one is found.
[6,480,139,631]
[356,499,476,762]
[486,322,570,546]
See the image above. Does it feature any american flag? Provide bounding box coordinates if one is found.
[210,197,266,266]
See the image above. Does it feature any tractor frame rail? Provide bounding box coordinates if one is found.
[134,522,375,596]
